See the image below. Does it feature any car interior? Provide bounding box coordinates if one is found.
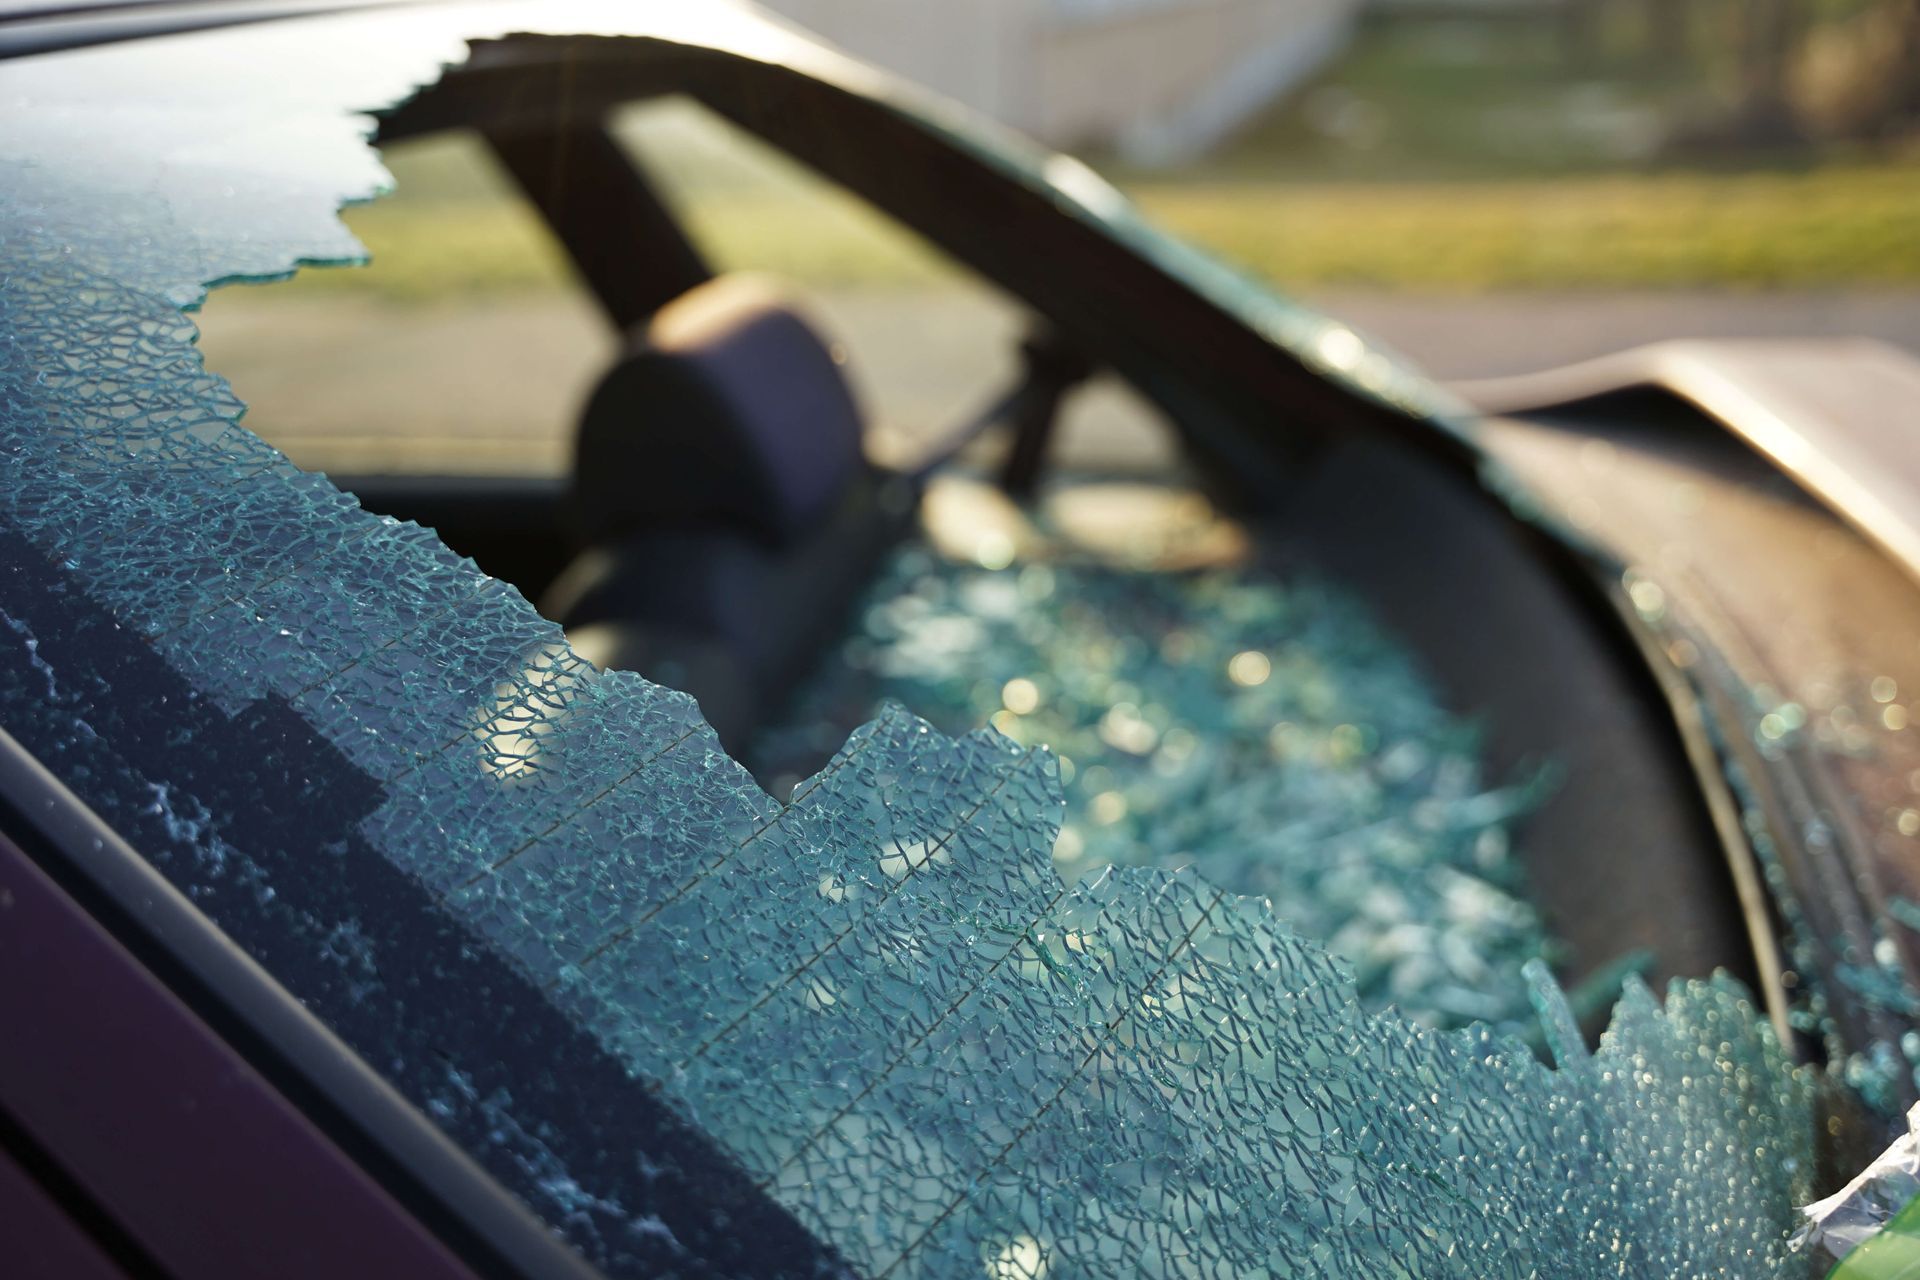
[216,34,1783,1048]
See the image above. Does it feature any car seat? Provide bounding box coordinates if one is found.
[543,275,914,752]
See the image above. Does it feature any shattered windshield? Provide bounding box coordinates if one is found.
[0,5,1829,1277]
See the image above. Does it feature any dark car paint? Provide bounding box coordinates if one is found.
[0,727,590,1280]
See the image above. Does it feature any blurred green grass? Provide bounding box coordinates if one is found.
[287,159,1920,301]
[1181,16,1688,181]
[1135,164,1920,290]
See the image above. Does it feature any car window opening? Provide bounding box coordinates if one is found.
[205,93,1567,1037]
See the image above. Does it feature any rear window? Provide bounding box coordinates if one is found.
[0,13,1827,1280]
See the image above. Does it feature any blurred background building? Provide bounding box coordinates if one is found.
[762,0,1362,163]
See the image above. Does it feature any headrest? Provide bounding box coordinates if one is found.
[573,275,867,546]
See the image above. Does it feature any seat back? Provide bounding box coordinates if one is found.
[550,275,908,754]
[572,274,867,546]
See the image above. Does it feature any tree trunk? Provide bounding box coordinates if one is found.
[1735,0,1806,144]
[1643,0,1690,64]
[1559,0,1608,69]
[1888,0,1920,129]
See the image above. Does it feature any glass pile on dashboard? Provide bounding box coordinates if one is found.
[752,481,1554,1034]
[0,13,1823,1278]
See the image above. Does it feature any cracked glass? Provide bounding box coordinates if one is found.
[0,4,1822,1277]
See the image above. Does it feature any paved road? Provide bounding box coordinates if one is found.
[195,286,1920,476]
[1309,288,1920,382]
